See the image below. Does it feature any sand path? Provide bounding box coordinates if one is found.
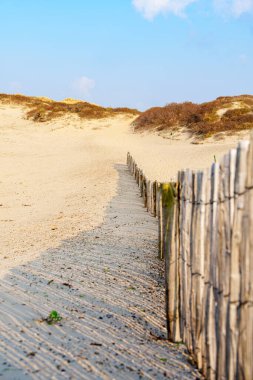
[0,106,241,378]
[0,163,200,379]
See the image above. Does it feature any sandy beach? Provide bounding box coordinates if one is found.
[0,104,246,378]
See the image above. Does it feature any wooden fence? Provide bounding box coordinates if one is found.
[127,135,253,380]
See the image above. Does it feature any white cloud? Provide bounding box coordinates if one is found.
[133,0,253,18]
[232,0,253,15]
[132,0,197,19]
[73,76,95,96]
[214,0,253,16]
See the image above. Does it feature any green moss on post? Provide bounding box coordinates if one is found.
[162,183,178,209]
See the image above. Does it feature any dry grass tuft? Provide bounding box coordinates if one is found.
[0,93,140,122]
[134,95,253,138]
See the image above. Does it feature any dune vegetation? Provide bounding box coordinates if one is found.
[1,93,253,139]
[0,93,140,122]
[133,95,253,138]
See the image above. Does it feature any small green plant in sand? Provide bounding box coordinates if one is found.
[45,310,62,325]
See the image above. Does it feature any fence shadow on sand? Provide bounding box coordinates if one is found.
[0,164,198,379]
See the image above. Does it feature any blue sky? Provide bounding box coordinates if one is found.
[0,0,252,110]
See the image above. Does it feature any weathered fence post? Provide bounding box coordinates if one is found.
[162,182,181,342]
[229,140,249,380]
[152,181,157,216]
[139,170,143,196]
[157,183,164,259]
[182,169,194,353]
[143,176,147,208]
[203,162,219,380]
[237,134,253,380]
[190,170,206,370]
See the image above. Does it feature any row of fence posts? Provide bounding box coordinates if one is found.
[127,136,253,380]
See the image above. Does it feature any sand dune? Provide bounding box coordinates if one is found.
[0,105,244,275]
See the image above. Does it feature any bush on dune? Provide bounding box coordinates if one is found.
[134,95,253,138]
